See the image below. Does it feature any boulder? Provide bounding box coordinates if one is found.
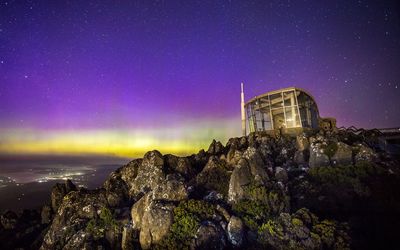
[207,139,225,155]
[275,167,288,183]
[309,142,330,168]
[119,159,142,195]
[196,156,231,196]
[227,216,244,247]
[103,172,129,207]
[151,174,188,202]
[228,159,252,203]
[131,150,165,196]
[331,142,353,166]
[242,147,269,183]
[294,150,306,164]
[192,221,226,250]
[50,179,77,212]
[296,134,310,151]
[354,144,377,163]
[226,148,243,165]
[131,194,150,230]
[41,189,109,249]
[121,223,138,250]
[139,201,175,249]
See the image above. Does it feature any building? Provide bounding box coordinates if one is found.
[241,86,334,136]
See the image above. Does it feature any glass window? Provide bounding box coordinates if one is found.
[283,90,296,107]
[246,105,255,132]
[269,93,283,109]
[284,107,301,128]
[271,108,285,129]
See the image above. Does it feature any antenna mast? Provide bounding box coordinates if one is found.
[241,82,246,136]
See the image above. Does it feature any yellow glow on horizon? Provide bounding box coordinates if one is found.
[0,119,240,158]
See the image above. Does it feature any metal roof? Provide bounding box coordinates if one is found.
[245,86,318,106]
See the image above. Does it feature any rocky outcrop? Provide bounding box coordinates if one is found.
[2,128,399,250]
[131,150,165,196]
[50,179,77,213]
[139,200,175,249]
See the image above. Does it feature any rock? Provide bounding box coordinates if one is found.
[119,159,142,196]
[121,223,137,250]
[227,216,244,247]
[226,137,240,150]
[41,189,109,249]
[207,139,225,155]
[139,201,175,249]
[131,194,150,230]
[204,191,224,202]
[151,174,188,202]
[192,221,226,250]
[309,141,330,168]
[242,147,269,183]
[239,136,248,149]
[215,204,231,222]
[354,144,377,163]
[228,159,252,203]
[226,148,243,165]
[41,204,52,224]
[175,157,196,179]
[275,167,288,183]
[294,150,306,164]
[103,172,129,207]
[331,142,353,166]
[196,156,231,196]
[296,134,310,151]
[131,150,165,196]
[1,210,18,229]
[50,179,77,212]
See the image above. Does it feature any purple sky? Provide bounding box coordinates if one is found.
[0,0,400,156]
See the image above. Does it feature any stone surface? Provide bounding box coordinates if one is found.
[192,221,226,250]
[131,150,165,196]
[139,201,175,249]
[331,142,353,166]
[2,130,392,250]
[309,141,330,168]
[228,159,252,203]
[275,167,288,183]
[207,139,225,155]
[355,143,378,163]
[227,216,244,247]
[151,174,188,202]
[50,179,77,212]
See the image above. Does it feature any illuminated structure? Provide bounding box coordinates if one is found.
[243,87,332,135]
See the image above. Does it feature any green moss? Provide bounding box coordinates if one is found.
[291,218,304,227]
[308,162,378,197]
[259,220,284,239]
[232,200,270,231]
[312,220,336,247]
[244,182,268,202]
[156,200,216,249]
[85,207,118,239]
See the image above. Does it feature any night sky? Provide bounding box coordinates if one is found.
[1,0,400,157]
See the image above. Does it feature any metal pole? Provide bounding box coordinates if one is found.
[241,82,246,136]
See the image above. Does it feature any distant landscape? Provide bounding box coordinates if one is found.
[0,155,128,212]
